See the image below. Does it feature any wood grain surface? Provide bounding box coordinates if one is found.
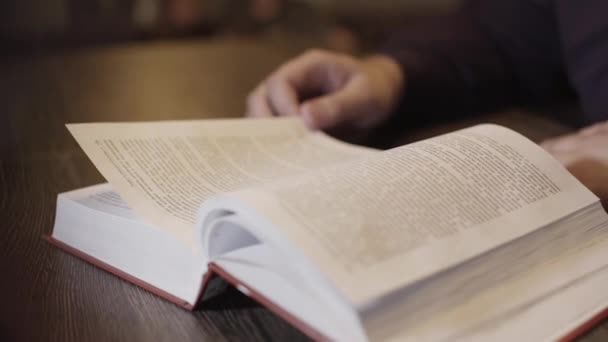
[0,39,310,342]
[0,39,606,342]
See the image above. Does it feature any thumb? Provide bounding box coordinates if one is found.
[300,81,365,130]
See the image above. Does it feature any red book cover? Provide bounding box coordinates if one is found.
[47,236,197,310]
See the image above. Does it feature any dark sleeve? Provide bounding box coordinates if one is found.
[556,0,608,124]
[381,0,573,121]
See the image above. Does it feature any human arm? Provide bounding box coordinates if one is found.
[246,0,573,130]
[381,0,573,120]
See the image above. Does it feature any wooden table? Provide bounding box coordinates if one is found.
[1,39,607,341]
[0,39,311,342]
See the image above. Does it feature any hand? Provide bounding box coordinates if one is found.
[246,49,404,130]
[541,121,608,209]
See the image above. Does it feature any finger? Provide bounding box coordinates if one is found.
[548,137,608,165]
[580,121,608,136]
[545,134,580,152]
[266,76,300,117]
[276,50,351,99]
[300,79,365,129]
[550,151,579,165]
[540,138,556,150]
[246,83,274,117]
[264,51,343,119]
[584,137,608,159]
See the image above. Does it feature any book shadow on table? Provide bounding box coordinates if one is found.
[196,285,260,311]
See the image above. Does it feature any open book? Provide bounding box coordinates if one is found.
[51,118,608,341]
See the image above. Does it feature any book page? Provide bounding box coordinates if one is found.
[365,204,608,341]
[67,118,373,248]
[230,124,600,304]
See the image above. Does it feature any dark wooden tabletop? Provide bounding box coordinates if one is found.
[0,39,312,342]
[1,39,607,342]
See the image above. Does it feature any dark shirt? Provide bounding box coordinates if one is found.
[382,0,608,125]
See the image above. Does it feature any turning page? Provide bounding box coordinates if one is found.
[230,124,600,304]
[68,118,373,248]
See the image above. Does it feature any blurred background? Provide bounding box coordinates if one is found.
[1,0,461,55]
[2,0,574,150]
